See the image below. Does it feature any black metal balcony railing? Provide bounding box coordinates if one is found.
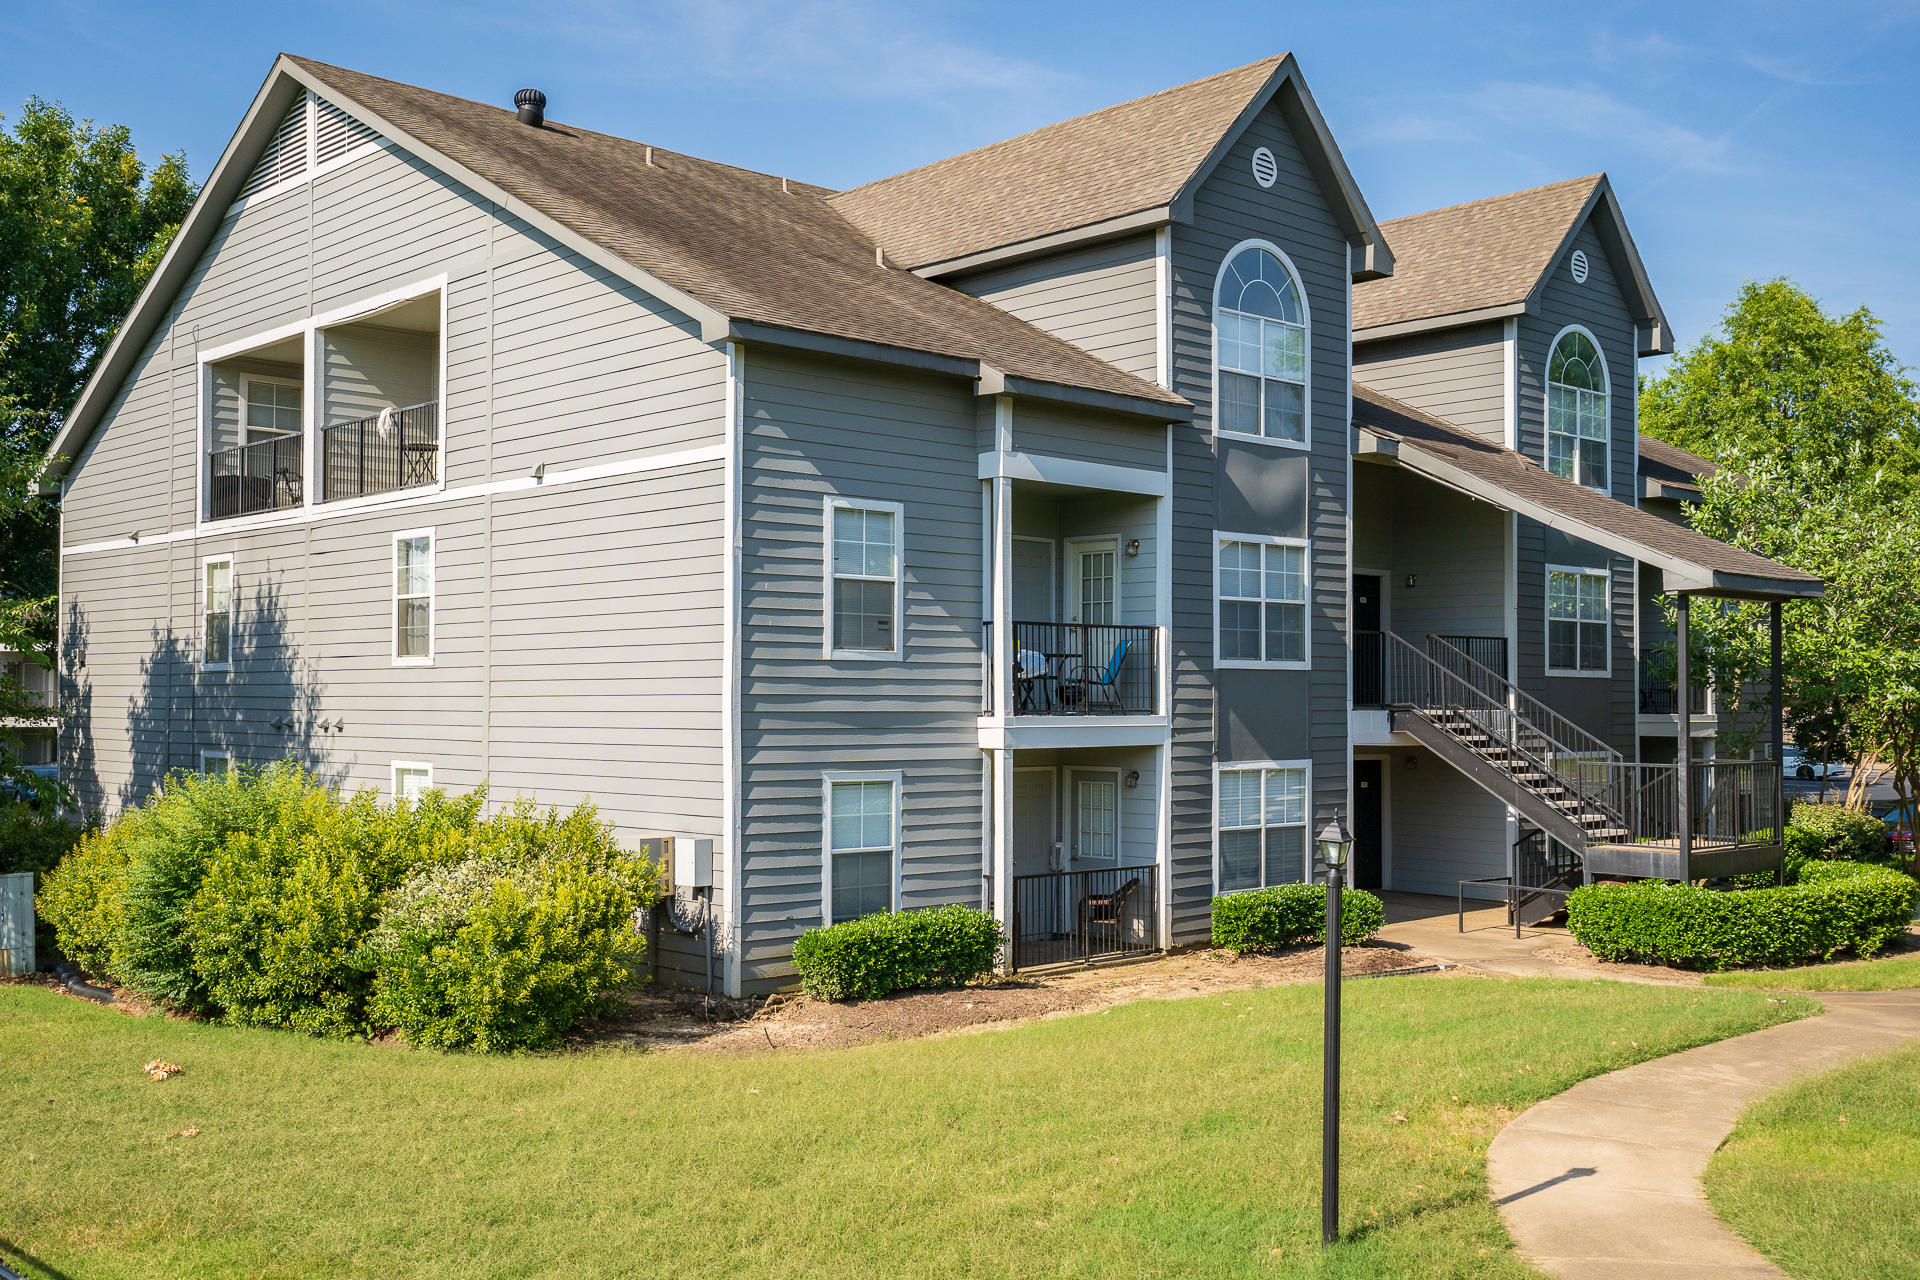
[1011,863,1158,970]
[982,621,1158,716]
[322,401,440,503]
[208,434,304,519]
[1639,656,1710,715]
[1433,634,1509,680]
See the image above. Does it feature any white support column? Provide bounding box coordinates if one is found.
[990,745,1015,956]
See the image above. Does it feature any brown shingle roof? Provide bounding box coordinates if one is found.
[1353,383,1818,596]
[1353,175,1601,333]
[288,57,1184,410]
[827,57,1286,270]
[1638,434,1722,495]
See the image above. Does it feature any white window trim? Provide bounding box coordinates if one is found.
[202,553,234,671]
[391,760,434,800]
[237,373,304,448]
[1211,758,1314,895]
[195,274,449,533]
[1213,531,1311,671]
[822,496,905,662]
[1545,323,1612,497]
[199,749,232,777]
[820,770,904,925]
[1210,237,1313,453]
[1546,563,1612,678]
[391,528,435,667]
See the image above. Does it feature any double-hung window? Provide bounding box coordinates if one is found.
[203,557,233,667]
[1217,535,1307,666]
[242,377,303,441]
[1546,330,1609,491]
[1547,567,1609,674]
[392,762,433,801]
[393,530,433,663]
[826,499,901,659]
[1216,762,1309,892]
[824,774,898,923]
[1215,244,1309,444]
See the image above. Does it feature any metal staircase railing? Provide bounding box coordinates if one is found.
[1374,630,1631,845]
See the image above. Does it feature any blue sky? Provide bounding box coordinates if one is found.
[7,0,1918,371]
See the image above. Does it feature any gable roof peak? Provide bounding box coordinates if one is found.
[1356,171,1669,355]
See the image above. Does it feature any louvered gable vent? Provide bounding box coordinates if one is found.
[315,95,379,164]
[234,93,381,203]
[237,97,311,199]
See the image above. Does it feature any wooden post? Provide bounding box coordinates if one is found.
[1771,600,1785,844]
[1676,594,1691,878]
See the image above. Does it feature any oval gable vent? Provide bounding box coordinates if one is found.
[1570,249,1590,283]
[1251,146,1278,188]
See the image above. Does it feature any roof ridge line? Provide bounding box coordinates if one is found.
[1378,173,1604,228]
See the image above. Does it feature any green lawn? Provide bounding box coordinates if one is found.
[1707,1042,1920,1280]
[1704,950,1920,991]
[0,978,1812,1280]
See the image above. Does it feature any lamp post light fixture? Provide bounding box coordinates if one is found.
[1316,811,1354,1248]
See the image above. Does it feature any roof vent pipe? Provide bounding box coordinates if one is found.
[514,89,546,127]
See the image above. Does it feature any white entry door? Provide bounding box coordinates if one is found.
[1012,769,1058,879]
[1067,539,1118,625]
[1068,770,1120,866]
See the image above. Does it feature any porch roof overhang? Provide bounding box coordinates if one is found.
[1352,383,1823,603]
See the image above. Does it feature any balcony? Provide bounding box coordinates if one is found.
[1639,655,1709,715]
[208,434,304,519]
[322,401,440,502]
[984,621,1159,716]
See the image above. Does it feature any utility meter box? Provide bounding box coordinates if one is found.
[673,837,714,892]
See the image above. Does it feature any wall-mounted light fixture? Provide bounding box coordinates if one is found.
[531,462,547,482]
[1125,538,1141,558]
[1123,769,1140,788]
[1404,754,1418,771]
[1404,573,1417,589]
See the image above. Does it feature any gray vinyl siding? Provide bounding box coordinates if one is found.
[1353,322,1507,445]
[953,233,1160,382]
[1011,400,1168,473]
[321,326,437,424]
[1361,467,1507,644]
[734,348,985,994]
[1011,491,1158,628]
[1383,746,1509,897]
[1516,218,1639,754]
[1169,96,1351,943]
[58,130,729,867]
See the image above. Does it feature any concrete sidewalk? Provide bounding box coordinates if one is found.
[1376,892,1695,984]
[1486,990,1920,1279]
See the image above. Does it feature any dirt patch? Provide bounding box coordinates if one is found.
[577,942,1450,1055]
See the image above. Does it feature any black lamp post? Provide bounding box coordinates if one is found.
[1317,811,1354,1248]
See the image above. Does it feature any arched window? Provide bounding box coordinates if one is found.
[1547,329,1608,490]
[1215,245,1307,443]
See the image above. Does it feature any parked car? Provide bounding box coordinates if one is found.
[1781,746,1841,780]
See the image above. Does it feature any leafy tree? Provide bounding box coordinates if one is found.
[0,98,194,795]
[1640,278,1920,493]
[1643,280,1920,820]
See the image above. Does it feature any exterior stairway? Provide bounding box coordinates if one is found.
[1364,631,1631,865]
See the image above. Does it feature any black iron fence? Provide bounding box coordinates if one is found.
[1433,634,1509,680]
[207,435,303,519]
[322,401,440,502]
[984,621,1159,716]
[1011,864,1158,970]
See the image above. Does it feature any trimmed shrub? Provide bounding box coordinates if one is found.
[1787,803,1890,868]
[363,843,661,1052]
[791,905,1003,1001]
[185,786,489,1035]
[35,820,139,981]
[1568,861,1918,970]
[1210,885,1386,954]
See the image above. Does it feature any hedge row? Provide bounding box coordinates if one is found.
[37,763,663,1050]
[1567,860,1917,971]
[1211,884,1385,954]
[791,904,1002,1001]
[1785,802,1893,871]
